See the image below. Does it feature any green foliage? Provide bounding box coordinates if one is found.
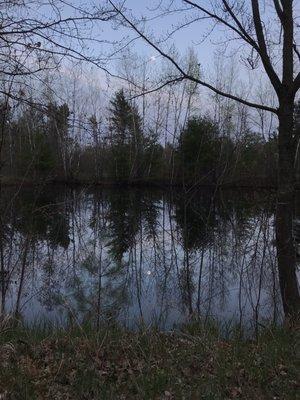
[108,89,142,180]
[176,116,278,186]
[109,89,142,146]
[46,101,71,179]
[32,131,56,175]
[0,92,281,187]
[177,116,220,183]
[235,133,265,173]
[107,89,163,182]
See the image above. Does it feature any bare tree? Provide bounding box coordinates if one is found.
[108,0,300,318]
[0,0,120,102]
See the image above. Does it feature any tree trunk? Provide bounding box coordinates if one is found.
[276,98,300,320]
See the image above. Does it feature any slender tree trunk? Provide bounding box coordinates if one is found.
[276,98,300,319]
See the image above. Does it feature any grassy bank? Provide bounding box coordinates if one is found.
[0,322,298,400]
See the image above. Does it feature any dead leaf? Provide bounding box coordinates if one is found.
[229,386,242,398]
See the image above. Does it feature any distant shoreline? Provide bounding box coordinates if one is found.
[0,176,279,191]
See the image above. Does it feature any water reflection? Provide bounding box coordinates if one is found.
[0,185,285,332]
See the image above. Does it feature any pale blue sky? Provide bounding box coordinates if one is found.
[106,0,215,64]
[31,0,299,118]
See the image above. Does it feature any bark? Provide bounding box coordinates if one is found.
[276,98,300,319]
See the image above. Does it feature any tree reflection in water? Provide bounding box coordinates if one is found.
[0,185,289,333]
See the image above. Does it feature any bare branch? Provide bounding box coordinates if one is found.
[183,0,256,47]
[294,44,300,62]
[251,0,281,94]
[273,0,284,23]
[108,0,278,114]
[294,72,300,95]
[129,77,185,100]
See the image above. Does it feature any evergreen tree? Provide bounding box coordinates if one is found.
[177,117,220,184]
[46,102,70,179]
[108,89,144,181]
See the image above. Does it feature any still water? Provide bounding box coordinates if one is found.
[0,185,285,332]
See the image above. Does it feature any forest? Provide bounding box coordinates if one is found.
[0,1,299,399]
[3,88,299,187]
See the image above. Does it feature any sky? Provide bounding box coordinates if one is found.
[14,0,299,136]
[87,1,275,92]
[102,0,217,71]
[29,0,290,91]
[120,0,214,51]
[16,0,300,94]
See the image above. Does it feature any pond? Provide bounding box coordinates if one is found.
[0,185,292,332]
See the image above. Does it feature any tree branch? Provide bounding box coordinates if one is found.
[109,0,278,114]
[294,72,300,95]
[184,0,281,95]
[273,0,284,23]
[183,0,256,47]
[251,0,281,95]
[129,77,186,100]
[294,44,300,62]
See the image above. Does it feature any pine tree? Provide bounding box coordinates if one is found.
[46,102,70,180]
[108,89,144,181]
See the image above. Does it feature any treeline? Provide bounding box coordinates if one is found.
[2,89,298,187]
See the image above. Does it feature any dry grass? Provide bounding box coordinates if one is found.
[0,320,299,399]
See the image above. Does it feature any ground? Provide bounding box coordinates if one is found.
[0,322,299,399]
